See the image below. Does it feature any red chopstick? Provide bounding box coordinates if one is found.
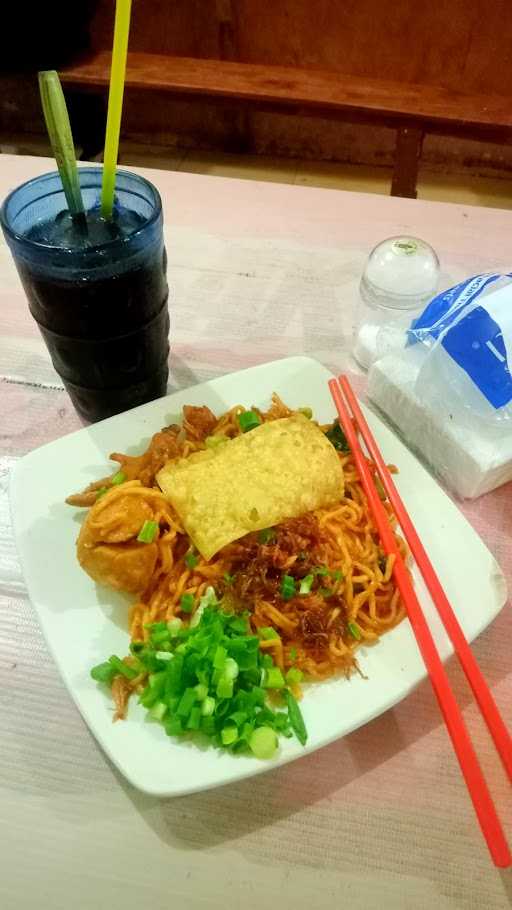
[328,376,511,869]
[338,374,512,784]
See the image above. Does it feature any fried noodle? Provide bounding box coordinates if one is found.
[77,395,406,682]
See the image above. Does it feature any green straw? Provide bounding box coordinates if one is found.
[38,70,85,222]
[100,0,133,219]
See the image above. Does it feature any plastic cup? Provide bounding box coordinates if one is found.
[1,167,169,422]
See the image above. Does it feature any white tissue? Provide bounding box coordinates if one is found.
[367,346,512,499]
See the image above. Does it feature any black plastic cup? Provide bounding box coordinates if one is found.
[0,167,169,422]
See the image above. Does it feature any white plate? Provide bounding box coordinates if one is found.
[10,356,507,796]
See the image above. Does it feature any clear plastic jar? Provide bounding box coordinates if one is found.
[353,235,440,370]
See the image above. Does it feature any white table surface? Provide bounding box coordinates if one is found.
[0,154,511,910]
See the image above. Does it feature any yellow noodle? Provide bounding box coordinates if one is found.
[98,395,408,683]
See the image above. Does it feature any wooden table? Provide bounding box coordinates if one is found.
[1,155,511,910]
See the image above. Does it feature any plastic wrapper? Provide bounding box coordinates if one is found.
[367,274,512,499]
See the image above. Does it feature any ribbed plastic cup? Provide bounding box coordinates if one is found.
[1,167,169,422]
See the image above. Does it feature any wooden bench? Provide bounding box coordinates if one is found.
[61,52,512,198]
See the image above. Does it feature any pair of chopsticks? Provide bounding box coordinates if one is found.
[329,375,512,869]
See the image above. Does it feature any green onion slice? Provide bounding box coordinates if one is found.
[348,621,362,640]
[284,689,308,746]
[179,593,194,614]
[258,527,276,545]
[299,574,314,595]
[249,726,278,759]
[184,550,198,569]
[238,410,261,433]
[137,520,158,544]
[264,666,286,689]
[280,574,296,601]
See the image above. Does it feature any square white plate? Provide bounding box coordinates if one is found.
[11,356,507,796]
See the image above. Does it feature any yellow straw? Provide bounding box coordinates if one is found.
[100,0,133,218]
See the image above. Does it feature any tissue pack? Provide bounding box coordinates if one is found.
[367,274,512,499]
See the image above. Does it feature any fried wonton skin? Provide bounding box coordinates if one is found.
[77,486,158,594]
[157,414,344,560]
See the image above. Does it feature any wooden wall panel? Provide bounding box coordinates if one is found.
[233,1,476,88]
[89,0,221,57]
[88,0,512,94]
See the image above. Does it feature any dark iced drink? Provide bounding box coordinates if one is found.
[1,168,169,422]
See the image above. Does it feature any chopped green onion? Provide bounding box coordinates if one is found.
[289,647,298,661]
[111,470,126,485]
[137,520,158,544]
[258,627,280,641]
[223,657,239,680]
[90,661,116,685]
[201,716,216,736]
[238,410,261,433]
[318,587,333,598]
[151,628,170,645]
[258,527,276,545]
[228,615,250,635]
[298,406,313,419]
[184,550,198,569]
[228,710,248,727]
[299,574,314,595]
[205,434,229,449]
[285,667,303,685]
[283,689,308,746]
[108,655,138,680]
[249,726,278,759]
[177,687,197,717]
[213,645,227,669]
[348,621,362,640]
[139,686,160,709]
[325,419,350,453]
[180,593,194,614]
[91,602,309,758]
[201,696,216,716]
[149,701,167,721]
[280,574,296,601]
[199,586,217,609]
[331,569,343,582]
[216,676,234,699]
[221,725,238,746]
[96,486,109,500]
[313,565,329,577]
[165,716,183,737]
[167,617,183,635]
[264,667,286,689]
[187,706,202,730]
[194,683,208,701]
[190,586,217,628]
[223,572,235,584]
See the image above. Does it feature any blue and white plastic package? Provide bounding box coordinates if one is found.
[368,274,512,498]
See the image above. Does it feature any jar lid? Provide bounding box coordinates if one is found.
[362,235,440,307]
